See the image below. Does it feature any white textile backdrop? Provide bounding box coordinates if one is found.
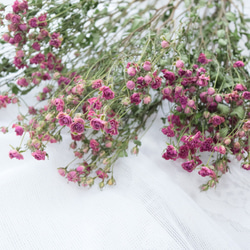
[1,0,250,249]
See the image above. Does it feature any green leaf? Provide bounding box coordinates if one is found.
[225,12,236,22]
[231,106,245,119]
[11,85,20,95]
[217,103,230,115]
[218,38,227,46]
[118,150,128,157]
[217,29,225,38]
[133,140,141,146]
[219,127,229,138]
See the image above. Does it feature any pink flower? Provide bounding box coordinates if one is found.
[143,61,151,71]
[198,167,214,177]
[90,118,105,131]
[32,42,40,51]
[151,76,162,89]
[215,94,222,102]
[130,93,141,105]
[70,118,85,134]
[210,115,225,126]
[233,61,244,68]
[14,33,22,43]
[92,79,103,89]
[57,112,72,127]
[176,60,184,68]
[144,75,152,84]
[197,53,212,64]
[242,91,250,100]
[143,96,151,104]
[234,84,246,91]
[32,150,46,160]
[105,119,119,135]
[58,168,66,177]
[9,150,24,160]
[12,125,24,136]
[162,145,178,161]
[100,86,115,100]
[11,14,21,24]
[161,126,175,137]
[28,17,38,28]
[127,67,136,76]
[17,78,29,87]
[18,23,28,31]
[181,160,196,172]
[161,41,169,48]
[96,169,108,179]
[67,171,79,182]
[178,145,189,159]
[90,139,100,152]
[126,81,135,90]
[207,87,215,95]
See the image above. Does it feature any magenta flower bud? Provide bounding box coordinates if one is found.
[206,96,213,103]
[200,91,207,100]
[143,61,151,71]
[127,67,136,76]
[176,106,182,112]
[144,75,152,84]
[126,80,135,90]
[161,40,169,48]
[189,86,196,93]
[215,94,222,102]
[176,60,184,68]
[18,23,28,31]
[207,87,215,95]
[162,87,172,95]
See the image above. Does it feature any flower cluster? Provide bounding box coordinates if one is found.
[161,56,250,190]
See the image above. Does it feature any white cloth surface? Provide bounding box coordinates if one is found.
[1,0,250,249]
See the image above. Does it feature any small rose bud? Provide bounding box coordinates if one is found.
[105,141,112,148]
[175,60,184,68]
[224,138,231,145]
[143,61,151,71]
[207,87,215,95]
[161,40,169,48]
[99,181,105,189]
[127,67,136,76]
[234,141,241,149]
[70,141,77,149]
[144,75,152,84]
[215,94,222,102]
[126,80,135,90]
[143,96,151,104]
[131,146,139,155]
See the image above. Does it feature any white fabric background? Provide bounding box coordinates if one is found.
[1,1,250,249]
